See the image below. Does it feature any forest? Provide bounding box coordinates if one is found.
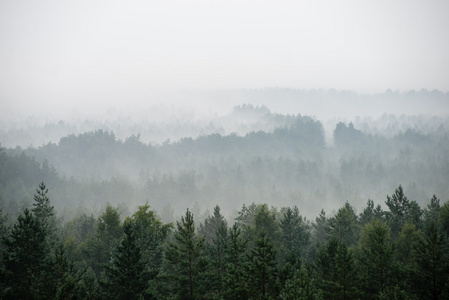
[0,181,448,299]
[1,106,449,299]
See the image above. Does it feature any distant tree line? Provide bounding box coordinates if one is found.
[1,182,449,299]
[1,114,449,221]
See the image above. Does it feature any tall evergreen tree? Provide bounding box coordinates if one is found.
[327,202,359,246]
[316,237,359,299]
[280,206,310,261]
[81,205,123,276]
[223,223,248,300]
[246,231,278,299]
[101,221,150,300]
[359,219,395,298]
[199,205,228,244]
[2,209,47,299]
[32,181,54,227]
[313,209,329,248]
[413,221,449,300]
[385,185,411,237]
[162,209,207,299]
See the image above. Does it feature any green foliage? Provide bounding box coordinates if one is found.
[316,238,359,299]
[2,209,47,299]
[32,181,54,226]
[327,202,360,246]
[101,221,150,300]
[359,219,395,298]
[200,206,229,296]
[80,205,123,276]
[413,221,449,299]
[440,200,449,237]
[246,231,278,299]
[223,223,248,300]
[279,206,311,262]
[385,185,421,238]
[162,209,208,299]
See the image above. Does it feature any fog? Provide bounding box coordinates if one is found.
[1,0,449,117]
[1,1,449,220]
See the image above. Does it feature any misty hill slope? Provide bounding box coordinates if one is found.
[1,111,449,220]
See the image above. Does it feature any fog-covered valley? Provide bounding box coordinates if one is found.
[2,0,449,298]
[2,90,449,222]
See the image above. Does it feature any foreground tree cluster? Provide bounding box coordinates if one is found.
[1,183,449,299]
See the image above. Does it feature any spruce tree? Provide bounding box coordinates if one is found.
[32,181,54,227]
[359,219,395,298]
[280,206,310,262]
[223,223,248,300]
[101,221,149,300]
[246,231,278,299]
[385,185,411,237]
[327,202,359,246]
[162,209,207,299]
[413,221,449,299]
[2,209,47,299]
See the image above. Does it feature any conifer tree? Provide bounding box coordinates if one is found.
[101,221,149,300]
[223,223,248,300]
[413,221,449,300]
[162,209,207,299]
[280,206,310,261]
[2,209,47,299]
[327,202,359,246]
[359,219,395,298]
[246,231,279,299]
[385,185,411,237]
[32,181,54,227]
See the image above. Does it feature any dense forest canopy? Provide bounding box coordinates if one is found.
[0,181,448,299]
[1,100,449,299]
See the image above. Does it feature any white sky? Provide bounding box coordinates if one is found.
[1,0,449,115]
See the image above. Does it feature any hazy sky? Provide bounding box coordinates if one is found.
[1,0,448,116]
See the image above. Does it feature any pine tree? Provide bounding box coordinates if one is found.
[32,181,54,227]
[385,185,411,237]
[162,209,207,299]
[413,221,449,300]
[2,209,47,299]
[280,206,310,261]
[223,223,248,300]
[81,205,122,276]
[101,221,149,300]
[199,205,228,244]
[359,219,395,298]
[246,231,279,299]
[327,202,359,246]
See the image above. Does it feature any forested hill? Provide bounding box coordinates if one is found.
[1,112,449,221]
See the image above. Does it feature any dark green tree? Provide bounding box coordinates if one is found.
[246,231,278,299]
[199,205,228,244]
[32,181,55,227]
[200,205,229,297]
[359,199,375,227]
[128,202,171,277]
[424,195,441,226]
[81,205,122,276]
[2,209,47,299]
[316,238,359,299]
[413,221,449,300]
[223,223,248,300]
[327,202,359,246]
[279,206,310,261]
[359,219,395,298]
[313,209,329,248]
[162,209,207,299]
[385,185,421,238]
[101,221,150,300]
